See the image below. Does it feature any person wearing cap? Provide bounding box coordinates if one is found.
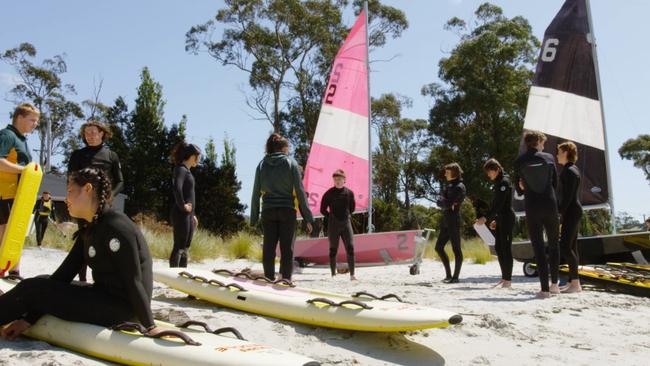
[169,141,201,268]
[33,191,56,248]
[320,169,357,280]
[68,119,124,281]
[0,103,40,276]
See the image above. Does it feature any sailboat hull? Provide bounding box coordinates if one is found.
[499,232,650,270]
[292,230,422,267]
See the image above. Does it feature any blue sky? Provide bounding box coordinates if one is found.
[1,0,648,221]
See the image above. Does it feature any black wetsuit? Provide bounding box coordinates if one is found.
[0,209,155,329]
[33,198,55,247]
[558,163,582,280]
[68,144,124,197]
[435,178,466,281]
[170,164,195,268]
[514,148,559,292]
[69,144,124,281]
[320,186,356,276]
[485,173,516,281]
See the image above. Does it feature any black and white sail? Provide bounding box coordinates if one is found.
[514,0,610,212]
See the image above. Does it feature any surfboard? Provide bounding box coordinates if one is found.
[0,162,43,274]
[558,264,650,297]
[154,267,463,332]
[0,277,319,366]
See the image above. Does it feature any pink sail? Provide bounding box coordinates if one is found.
[303,10,369,215]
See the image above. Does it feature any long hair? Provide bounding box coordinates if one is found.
[171,141,202,165]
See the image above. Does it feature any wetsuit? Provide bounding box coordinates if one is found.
[558,162,582,280]
[170,164,195,268]
[0,209,155,330]
[0,124,32,225]
[69,144,124,281]
[320,186,356,276]
[251,152,314,280]
[514,148,559,292]
[68,144,124,197]
[485,173,516,281]
[33,198,55,247]
[435,178,466,281]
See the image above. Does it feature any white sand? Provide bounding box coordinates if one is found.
[2,247,649,366]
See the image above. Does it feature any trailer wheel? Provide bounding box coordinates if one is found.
[523,261,538,277]
[409,264,420,275]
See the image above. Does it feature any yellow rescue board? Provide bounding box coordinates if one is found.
[0,162,43,274]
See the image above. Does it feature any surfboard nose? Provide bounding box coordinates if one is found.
[449,314,463,325]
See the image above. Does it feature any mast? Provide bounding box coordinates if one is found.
[365,0,373,233]
[585,0,616,233]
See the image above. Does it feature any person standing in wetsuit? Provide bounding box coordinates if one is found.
[557,141,583,294]
[514,131,560,299]
[33,191,56,247]
[68,120,124,281]
[169,142,201,268]
[68,120,124,197]
[0,103,40,276]
[435,163,466,283]
[250,133,313,281]
[320,169,356,280]
[476,159,515,288]
[0,167,163,340]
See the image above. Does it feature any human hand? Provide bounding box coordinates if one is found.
[184,203,193,213]
[518,179,525,191]
[489,221,497,230]
[192,215,198,228]
[476,217,487,225]
[1,319,31,340]
[306,222,313,235]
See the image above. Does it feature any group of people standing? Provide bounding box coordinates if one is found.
[434,131,583,299]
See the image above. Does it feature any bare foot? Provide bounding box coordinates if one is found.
[501,280,512,289]
[549,283,560,294]
[561,283,582,293]
[535,291,551,299]
[350,276,357,281]
[491,280,505,288]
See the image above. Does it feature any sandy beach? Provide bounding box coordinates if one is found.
[1,247,649,366]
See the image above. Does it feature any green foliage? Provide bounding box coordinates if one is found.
[420,3,540,206]
[1,42,84,170]
[193,137,247,237]
[615,211,642,231]
[619,134,650,182]
[371,197,401,232]
[423,236,493,264]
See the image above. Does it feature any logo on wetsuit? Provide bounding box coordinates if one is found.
[109,238,120,252]
[88,246,96,258]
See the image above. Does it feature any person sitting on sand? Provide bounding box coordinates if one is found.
[0,168,163,340]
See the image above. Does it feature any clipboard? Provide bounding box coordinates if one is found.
[473,223,495,246]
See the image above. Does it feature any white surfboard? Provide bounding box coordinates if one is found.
[0,278,319,366]
[154,267,463,332]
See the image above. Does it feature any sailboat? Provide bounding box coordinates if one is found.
[504,0,650,276]
[293,6,426,273]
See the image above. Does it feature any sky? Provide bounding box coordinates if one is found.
[1,0,648,221]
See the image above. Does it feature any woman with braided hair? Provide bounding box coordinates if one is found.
[0,167,162,340]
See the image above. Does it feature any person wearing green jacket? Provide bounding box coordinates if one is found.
[250,133,313,281]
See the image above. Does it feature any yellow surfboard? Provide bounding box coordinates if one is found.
[0,162,43,274]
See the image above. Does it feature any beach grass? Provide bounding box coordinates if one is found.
[423,236,494,264]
